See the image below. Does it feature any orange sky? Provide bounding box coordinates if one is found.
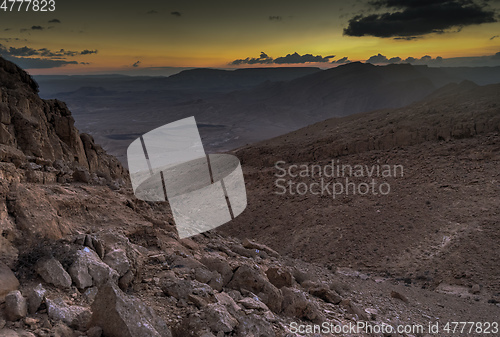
[0,0,499,74]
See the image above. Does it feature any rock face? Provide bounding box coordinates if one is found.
[0,262,19,300]
[91,282,172,337]
[0,56,126,181]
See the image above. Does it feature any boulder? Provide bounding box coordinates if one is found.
[91,282,172,337]
[227,264,282,313]
[103,249,130,277]
[46,297,92,331]
[26,283,46,314]
[0,329,19,337]
[69,248,118,289]
[266,267,294,288]
[204,303,238,333]
[35,258,72,289]
[0,262,19,300]
[242,238,280,258]
[5,290,27,321]
[281,287,324,323]
[199,255,233,286]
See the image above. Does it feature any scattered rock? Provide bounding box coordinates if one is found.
[471,284,481,294]
[391,290,409,303]
[46,297,91,330]
[69,248,118,289]
[26,283,46,314]
[204,303,238,333]
[0,262,19,300]
[281,287,324,323]
[242,238,280,258]
[0,329,19,337]
[91,282,172,337]
[5,290,27,321]
[266,266,294,288]
[199,255,233,286]
[227,264,283,313]
[103,249,130,277]
[238,297,269,311]
[35,258,72,289]
[86,326,103,337]
[308,285,342,304]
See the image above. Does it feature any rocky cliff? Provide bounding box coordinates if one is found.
[0,56,126,186]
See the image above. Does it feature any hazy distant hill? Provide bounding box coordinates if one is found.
[33,63,500,164]
[34,67,322,97]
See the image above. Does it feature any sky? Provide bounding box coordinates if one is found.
[0,0,499,74]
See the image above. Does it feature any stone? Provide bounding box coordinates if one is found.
[199,255,233,286]
[235,313,276,337]
[46,297,92,331]
[242,238,280,258]
[69,248,118,289]
[471,284,481,294]
[0,262,19,300]
[83,287,99,304]
[281,287,324,323]
[391,290,409,303]
[91,282,172,337]
[0,329,19,337]
[238,297,269,311]
[308,285,342,305]
[118,270,134,291]
[194,267,213,284]
[266,267,294,288]
[204,303,238,333]
[227,264,282,313]
[27,283,46,314]
[86,326,103,337]
[5,290,27,321]
[52,322,76,337]
[103,249,130,277]
[35,258,72,289]
[341,299,369,321]
[215,292,241,316]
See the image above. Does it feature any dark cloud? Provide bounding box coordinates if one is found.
[0,44,97,58]
[132,61,141,67]
[231,52,334,65]
[274,52,334,64]
[333,57,351,64]
[231,51,273,65]
[2,55,78,69]
[393,36,419,40]
[171,11,182,17]
[31,26,44,30]
[344,0,497,38]
[269,16,282,21]
[366,54,408,64]
[80,49,98,55]
[491,35,499,40]
[147,10,158,14]
[48,19,61,23]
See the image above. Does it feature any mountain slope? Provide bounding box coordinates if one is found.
[220,82,500,295]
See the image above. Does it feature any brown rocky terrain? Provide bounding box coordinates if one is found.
[221,80,500,305]
[1,56,499,337]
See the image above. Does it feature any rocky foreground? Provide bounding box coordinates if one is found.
[1,56,499,337]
